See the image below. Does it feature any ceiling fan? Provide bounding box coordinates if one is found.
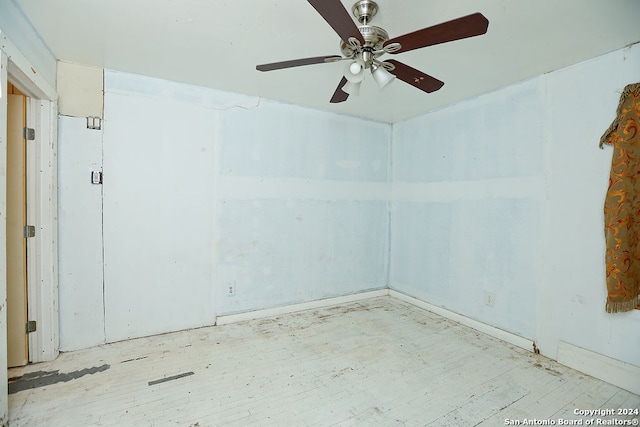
[256,0,489,103]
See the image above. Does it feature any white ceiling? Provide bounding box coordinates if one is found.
[15,0,640,123]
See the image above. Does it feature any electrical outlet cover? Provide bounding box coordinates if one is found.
[485,292,495,306]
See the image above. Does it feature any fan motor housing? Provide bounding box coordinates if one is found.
[340,25,389,57]
[341,1,387,58]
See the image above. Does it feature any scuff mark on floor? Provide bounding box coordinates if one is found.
[9,364,110,394]
[120,356,148,363]
[148,371,194,386]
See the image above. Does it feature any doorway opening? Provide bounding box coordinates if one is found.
[6,82,29,368]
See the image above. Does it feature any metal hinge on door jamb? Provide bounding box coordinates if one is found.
[24,127,35,141]
[24,225,35,238]
[26,321,36,333]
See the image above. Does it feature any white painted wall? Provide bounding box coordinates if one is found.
[216,101,390,315]
[391,76,544,340]
[57,70,391,348]
[57,116,105,350]
[391,43,640,367]
[102,71,217,342]
[539,44,640,366]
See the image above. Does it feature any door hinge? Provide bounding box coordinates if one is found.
[24,127,35,141]
[26,320,37,334]
[24,225,36,238]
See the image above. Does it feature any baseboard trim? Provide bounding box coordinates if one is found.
[389,289,534,353]
[216,289,390,326]
[557,341,640,395]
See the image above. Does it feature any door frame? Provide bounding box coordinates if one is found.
[2,36,59,364]
[24,94,58,364]
[0,29,58,415]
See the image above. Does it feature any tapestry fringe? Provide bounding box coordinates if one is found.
[600,82,640,148]
[606,296,640,313]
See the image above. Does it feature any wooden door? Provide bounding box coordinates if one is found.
[7,89,29,367]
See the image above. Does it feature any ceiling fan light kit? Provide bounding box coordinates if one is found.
[371,62,395,91]
[256,0,489,103]
[344,61,365,83]
[342,80,362,96]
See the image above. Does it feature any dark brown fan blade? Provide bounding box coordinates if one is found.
[330,77,349,103]
[257,55,342,72]
[308,0,365,45]
[386,60,444,93]
[384,13,488,54]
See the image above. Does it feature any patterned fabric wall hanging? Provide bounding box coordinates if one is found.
[600,82,640,313]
